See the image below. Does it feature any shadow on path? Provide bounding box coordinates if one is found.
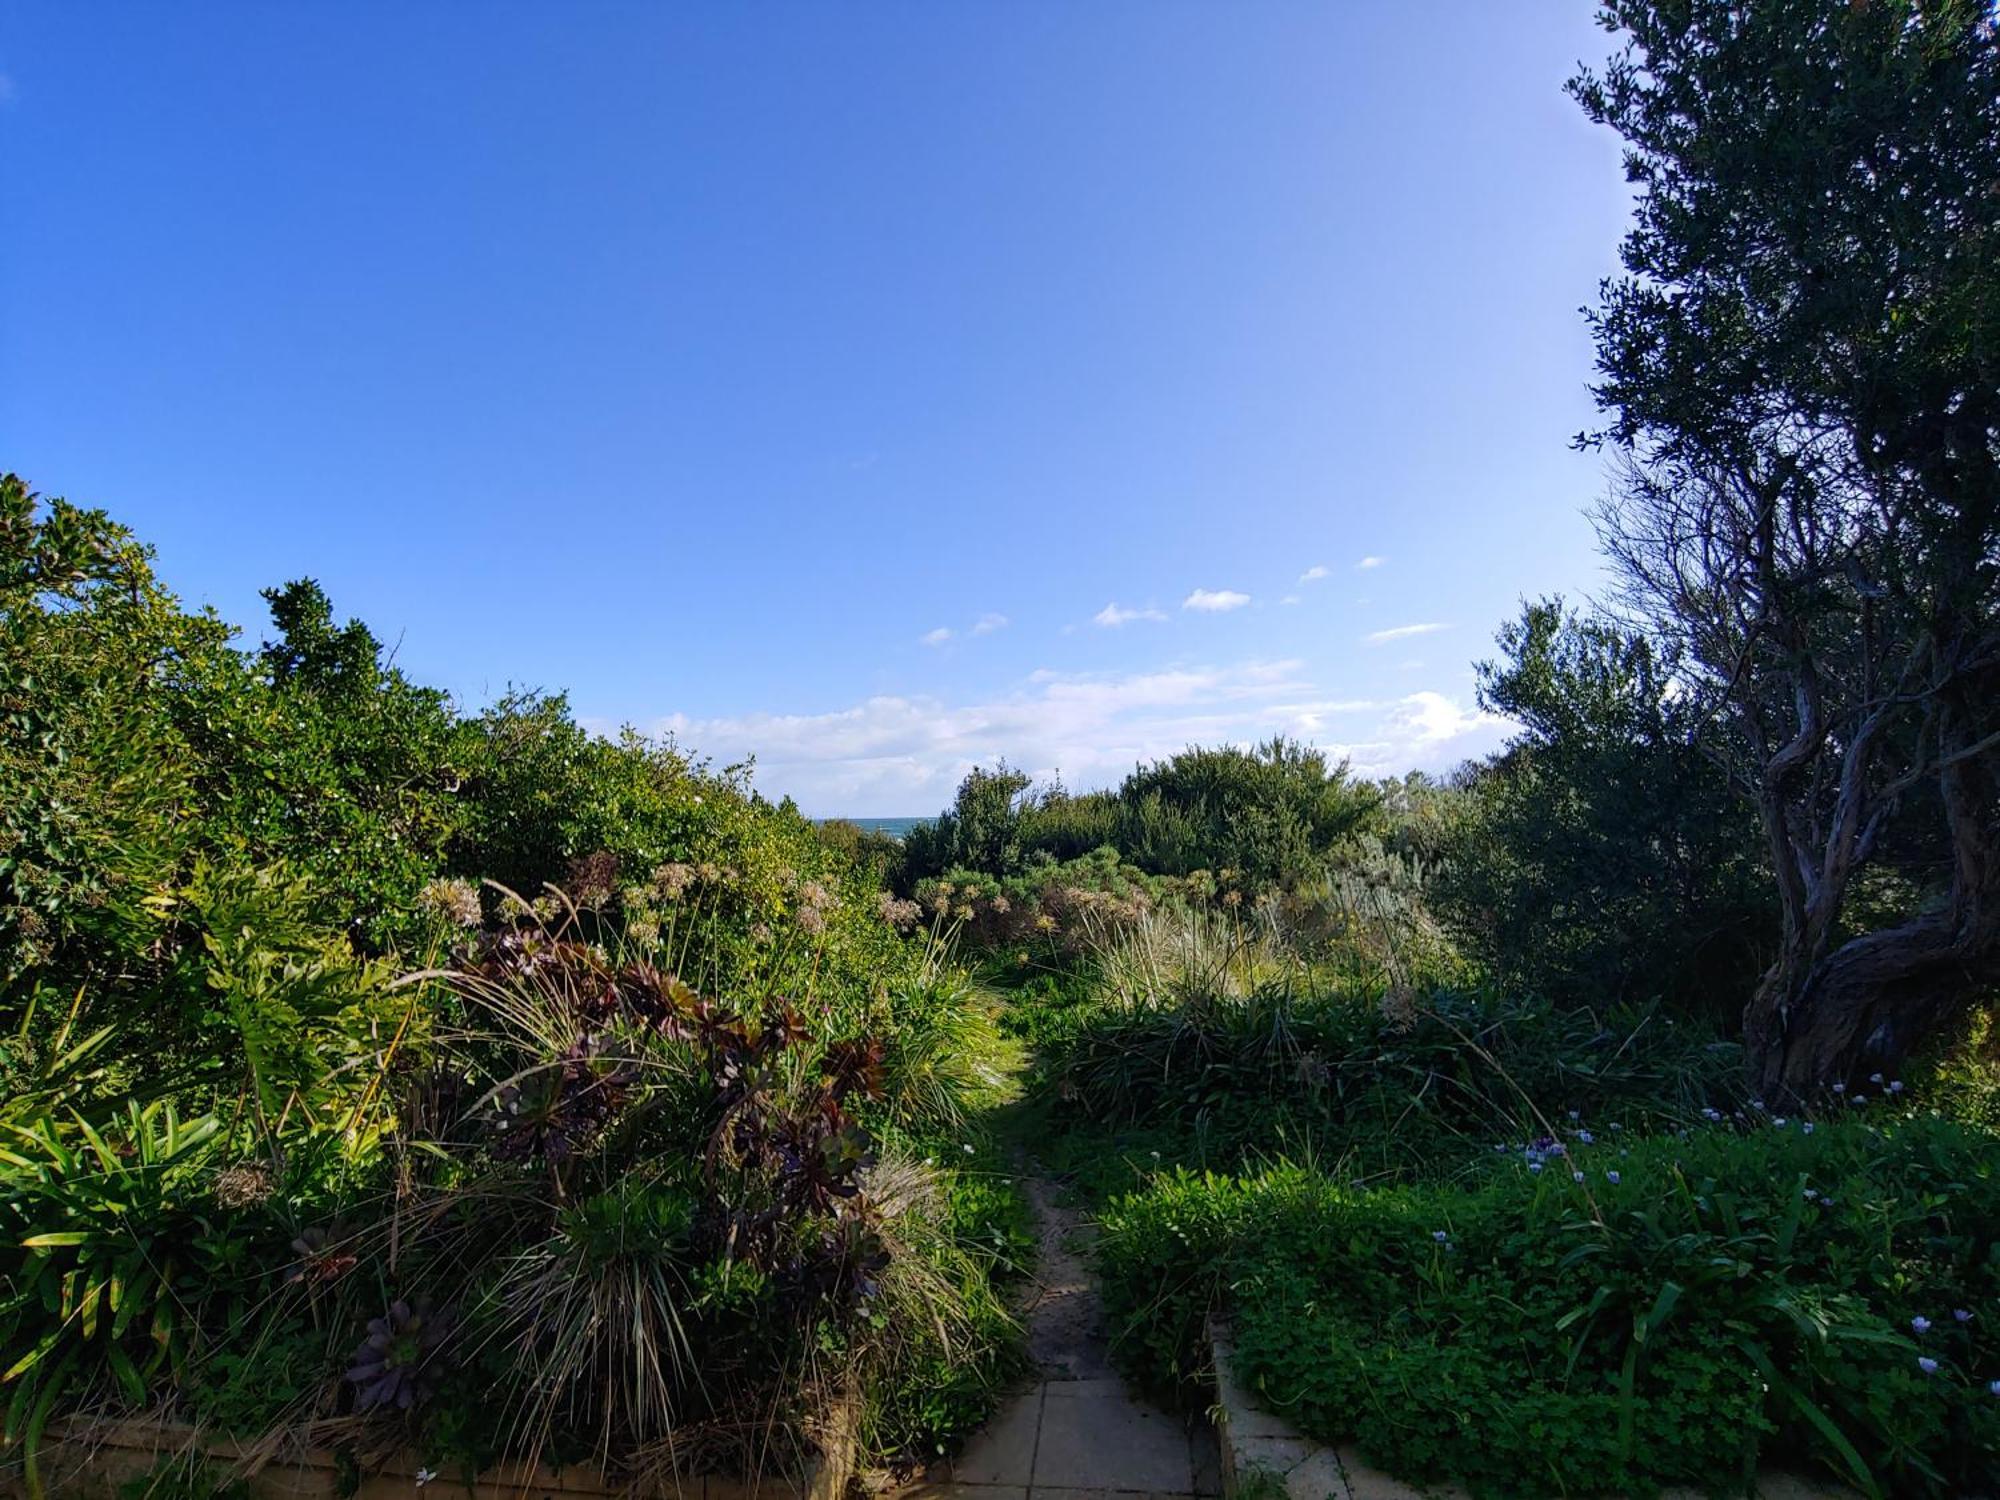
[897,1176,1220,1500]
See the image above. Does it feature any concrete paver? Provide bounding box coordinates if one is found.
[949,1388,1044,1488]
[904,1176,1213,1500]
[1032,1383,1193,1493]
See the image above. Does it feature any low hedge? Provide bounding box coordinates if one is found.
[1099,1116,2000,1498]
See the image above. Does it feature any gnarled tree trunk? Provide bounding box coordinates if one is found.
[1744,726,2000,1100]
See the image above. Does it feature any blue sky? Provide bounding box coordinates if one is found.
[2,4,1630,815]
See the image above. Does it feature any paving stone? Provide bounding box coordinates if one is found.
[1230,1435,1315,1478]
[1032,1384,1194,1493]
[1041,1378,1134,1400]
[897,1487,1028,1500]
[1330,1450,1445,1500]
[1190,1422,1224,1497]
[1280,1449,1351,1500]
[947,1387,1044,1487]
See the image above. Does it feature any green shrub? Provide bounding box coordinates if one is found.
[898,740,1381,899]
[1025,932,1743,1188]
[1432,600,1774,1020]
[1100,1117,2000,1497]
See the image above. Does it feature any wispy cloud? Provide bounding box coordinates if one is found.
[1094,602,1168,627]
[920,626,953,647]
[1356,555,1385,570]
[1298,564,1329,584]
[1280,594,1301,606]
[643,661,1509,815]
[971,612,1009,635]
[1183,588,1251,613]
[1365,622,1448,645]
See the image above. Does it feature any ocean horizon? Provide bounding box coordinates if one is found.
[825,815,931,840]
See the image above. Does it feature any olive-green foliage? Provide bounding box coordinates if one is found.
[812,818,905,888]
[0,477,222,991]
[1018,930,1743,1194]
[901,740,1381,897]
[174,859,407,1133]
[0,478,1017,1480]
[0,1105,241,1497]
[1433,600,1773,1017]
[1114,739,1379,888]
[1101,1119,2000,1498]
[0,478,912,1065]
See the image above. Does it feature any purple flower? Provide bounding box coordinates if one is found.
[1577,1129,1595,1145]
[1802,1122,1815,1134]
[1528,1161,1543,1174]
[1869,1072,1885,1085]
[1912,1316,1932,1335]
[1954,1309,1973,1323]
[1773,1117,1789,1128]
[1572,1170,1585,1183]
[1432,1230,1448,1242]
[1832,1083,1846,1094]
[1606,1171,1620,1185]
[1889,1080,1905,1094]
[1918,1357,1939,1375]
[1991,1380,2000,1397]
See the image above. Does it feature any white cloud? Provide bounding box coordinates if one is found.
[1298,564,1329,584]
[1365,622,1449,645]
[971,612,1009,635]
[1319,692,1510,777]
[1094,602,1168,627]
[920,626,953,647]
[643,663,1510,816]
[1356,555,1385,570]
[1183,588,1251,613]
[1280,594,1301,606]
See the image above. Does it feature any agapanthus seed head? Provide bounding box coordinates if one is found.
[417,877,483,929]
[214,1160,274,1209]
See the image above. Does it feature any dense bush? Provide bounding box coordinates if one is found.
[900,740,1381,898]
[1431,600,1774,1020]
[0,478,1022,1493]
[1013,907,1742,1193]
[1101,1117,2000,1497]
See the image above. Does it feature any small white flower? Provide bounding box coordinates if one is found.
[415,1469,437,1489]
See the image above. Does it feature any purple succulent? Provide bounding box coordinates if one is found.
[346,1299,453,1412]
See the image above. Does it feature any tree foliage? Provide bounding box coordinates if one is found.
[1573,0,2000,1092]
[900,740,1380,895]
[1435,600,1772,1015]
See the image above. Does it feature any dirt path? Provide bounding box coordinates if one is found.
[900,1173,1220,1500]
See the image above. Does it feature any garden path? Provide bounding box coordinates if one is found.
[899,1176,1222,1500]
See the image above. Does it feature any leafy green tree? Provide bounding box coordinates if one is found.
[171,578,468,949]
[900,764,1034,881]
[900,742,1378,895]
[0,476,223,990]
[1115,738,1378,888]
[1435,601,1772,1016]
[1573,0,2000,1092]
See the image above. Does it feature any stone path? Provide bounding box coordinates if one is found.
[901,1177,1220,1500]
